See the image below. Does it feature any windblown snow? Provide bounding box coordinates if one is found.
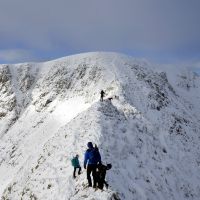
[0,52,200,200]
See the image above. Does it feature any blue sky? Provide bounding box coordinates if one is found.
[0,0,200,70]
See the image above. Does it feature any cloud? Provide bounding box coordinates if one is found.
[0,49,36,63]
[0,0,200,63]
[191,62,200,74]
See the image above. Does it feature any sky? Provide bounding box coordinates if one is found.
[0,0,200,70]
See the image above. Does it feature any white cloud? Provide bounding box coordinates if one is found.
[0,0,200,63]
[0,49,36,63]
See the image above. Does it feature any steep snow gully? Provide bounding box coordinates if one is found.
[0,52,200,200]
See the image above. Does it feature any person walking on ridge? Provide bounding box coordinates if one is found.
[100,90,105,102]
[84,142,101,188]
[71,154,81,178]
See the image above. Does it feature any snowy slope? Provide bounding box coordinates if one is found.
[0,52,200,200]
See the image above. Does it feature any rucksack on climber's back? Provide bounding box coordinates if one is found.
[86,148,101,164]
[71,157,80,167]
[71,158,76,167]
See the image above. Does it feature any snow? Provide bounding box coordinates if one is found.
[0,52,200,200]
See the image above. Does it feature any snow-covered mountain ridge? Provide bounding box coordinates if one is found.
[0,52,200,200]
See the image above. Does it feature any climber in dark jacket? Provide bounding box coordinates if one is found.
[100,90,105,101]
[84,142,101,187]
[96,163,112,189]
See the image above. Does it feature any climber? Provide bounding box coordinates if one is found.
[100,90,105,102]
[84,142,101,188]
[96,163,112,189]
[71,154,81,178]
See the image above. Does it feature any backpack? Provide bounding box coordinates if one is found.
[71,157,76,167]
[88,147,101,164]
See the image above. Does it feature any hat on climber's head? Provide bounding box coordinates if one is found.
[87,142,93,149]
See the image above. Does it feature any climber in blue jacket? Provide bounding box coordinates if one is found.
[84,142,101,187]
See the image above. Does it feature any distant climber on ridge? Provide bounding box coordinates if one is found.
[100,90,105,101]
[71,154,81,178]
[84,142,101,188]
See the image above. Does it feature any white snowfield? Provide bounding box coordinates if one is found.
[0,52,200,200]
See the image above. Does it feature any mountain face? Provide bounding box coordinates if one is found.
[0,52,200,200]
